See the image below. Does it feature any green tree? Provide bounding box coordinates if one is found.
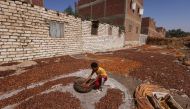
[64,6,75,15]
[166,29,188,38]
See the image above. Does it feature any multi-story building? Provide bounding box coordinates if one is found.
[141,17,166,38]
[76,0,144,44]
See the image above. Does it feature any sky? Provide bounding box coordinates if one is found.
[44,0,77,12]
[44,0,190,32]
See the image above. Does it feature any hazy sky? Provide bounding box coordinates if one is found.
[44,0,190,32]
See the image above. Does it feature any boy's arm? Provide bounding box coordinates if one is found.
[88,71,95,80]
[84,71,95,83]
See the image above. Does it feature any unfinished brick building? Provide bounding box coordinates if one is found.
[141,17,166,38]
[76,0,144,44]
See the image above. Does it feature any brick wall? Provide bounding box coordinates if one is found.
[156,27,166,38]
[106,0,125,16]
[0,0,44,6]
[31,0,43,6]
[78,0,91,6]
[78,6,91,19]
[141,17,166,38]
[92,2,105,19]
[82,21,125,52]
[0,0,125,62]
[141,17,157,37]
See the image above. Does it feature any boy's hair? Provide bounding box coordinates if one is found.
[91,62,98,68]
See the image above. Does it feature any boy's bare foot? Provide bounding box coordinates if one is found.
[96,90,101,94]
[99,88,103,91]
[96,88,103,93]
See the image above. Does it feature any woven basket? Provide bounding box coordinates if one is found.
[73,77,95,93]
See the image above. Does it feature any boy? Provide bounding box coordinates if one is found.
[83,62,108,91]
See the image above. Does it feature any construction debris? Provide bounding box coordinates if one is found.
[135,84,183,109]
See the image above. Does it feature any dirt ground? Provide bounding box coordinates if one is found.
[16,92,82,109]
[0,45,190,109]
[124,46,190,96]
[95,89,124,109]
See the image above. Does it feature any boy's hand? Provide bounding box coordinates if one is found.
[82,83,90,88]
[84,84,90,88]
[84,77,90,84]
[82,82,86,86]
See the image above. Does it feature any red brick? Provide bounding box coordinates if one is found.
[32,0,43,6]
[78,7,91,18]
[92,2,105,18]
[106,0,125,16]
[78,0,91,5]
